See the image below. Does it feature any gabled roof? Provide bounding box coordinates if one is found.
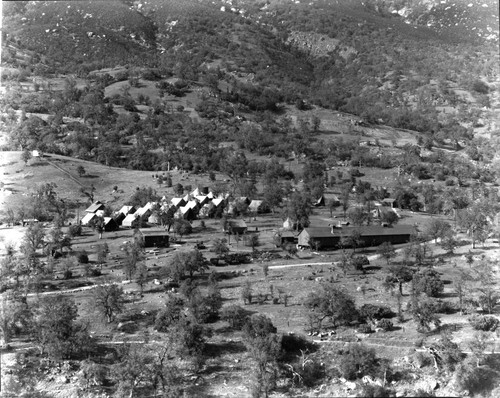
[301,225,416,239]
[248,200,264,211]
[81,212,97,225]
[103,217,116,226]
[171,197,186,207]
[122,214,138,225]
[186,200,199,210]
[139,228,169,237]
[191,187,201,197]
[178,205,192,215]
[135,206,152,217]
[85,201,105,213]
[195,195,209,204]
[212,198,224,207]
[118,205,136,215]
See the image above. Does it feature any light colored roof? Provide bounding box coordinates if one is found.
[171,197,185,207]
[148,214,160,224]
[178,205,189,215]
[207,191,215,199]
[191,187,201,196]
[249,200,263,210]
[139,228,169,237]
[119,205,135,215]
[122,214,138,226]
[212,198,224,207]
[103,217,115,226]
[85,201,104,213]
[135,206,152,217]
[186,200,198,210]
[81,213,97,225]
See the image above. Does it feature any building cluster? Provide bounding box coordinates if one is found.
[80,187,269,230]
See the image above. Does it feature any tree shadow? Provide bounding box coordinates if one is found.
[203,340,247,357]
[364,265,382,272]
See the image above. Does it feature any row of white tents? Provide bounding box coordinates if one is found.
[81,187,268,228]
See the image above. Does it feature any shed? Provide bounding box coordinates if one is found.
[114,212,126,226]
[328,194,340,206]
[118,205,136,216]
[177,206,196,221]
[248,200,268,214]
[237,196,250,205]
[81,212,97,226]
[283,217,296,231]
[103,217,119,232]
[224,219,247,235]
[171,197,186,208]
[277,230,299,246]
[195,195,209,206]
[382,198,397,208]
[313,195,325,207]
[85,201,105,213]
[22,218,39,226]
[134,206,152,219]
[138,229,169,248]
[122,214,138,228]
[212,198,224,207]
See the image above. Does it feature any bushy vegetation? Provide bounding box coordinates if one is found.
[468,315,499,332]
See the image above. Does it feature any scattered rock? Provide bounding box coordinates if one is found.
[344,381,357,390]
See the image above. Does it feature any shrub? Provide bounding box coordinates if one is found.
[435,300,456,314]
[377,319,393,332]
[287,357,324,387]
[454,357,495,394]
[340,344,381,380]
[63,269,73,280]
[77,252,89,264]
[414,269,444,298]
[356,385,395,397]
[359,304,393,321]
[468,315,499,332]
[472,79,489,94]
[68,224,82,237]
[281,333,317,358]
[221,304,248,330]
[413,351,432,368]
[357,324,373,334]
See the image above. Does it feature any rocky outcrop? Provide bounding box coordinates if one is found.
[286,31,357,60]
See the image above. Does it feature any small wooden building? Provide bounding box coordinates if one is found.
[224,219,248,235]
[85,201,105,213]
[103,217,119,232]
[138,229,170,248]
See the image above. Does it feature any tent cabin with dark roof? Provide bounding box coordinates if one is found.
[297,225,416,250]
[103,217,119,232]
[138,229,170,248]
